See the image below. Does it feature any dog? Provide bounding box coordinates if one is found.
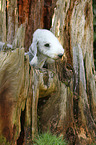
[26,29,64,68]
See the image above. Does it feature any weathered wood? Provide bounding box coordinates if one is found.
[0,0,18,43]
[0,48,26,144]
[38,0,96,144]
[12,24,26,49]
[70,0,96,140]
[0,0,96,144]
[31,68,58,140]
[0,0,6,41]
[17,0,29,25]
[24,0,44,51]
[7,0,18,44]
[0,42,12,51]
[0,48,59,144]
[0,24,26,51]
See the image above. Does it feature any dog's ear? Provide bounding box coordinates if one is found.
[29,40,38,56]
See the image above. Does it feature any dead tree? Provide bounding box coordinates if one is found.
[0,0,96,145]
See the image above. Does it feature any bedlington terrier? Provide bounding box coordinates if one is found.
[26,29,64,68]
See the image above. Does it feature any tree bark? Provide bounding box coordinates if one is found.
[0,48,26,144]
[0,0,6,42]
[0,0,96,145]
[0,48,59,144]
[38,0,96,144]
[7,0,18,44]
[0,0,18,43]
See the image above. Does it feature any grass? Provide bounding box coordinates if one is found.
[33,132,68,145]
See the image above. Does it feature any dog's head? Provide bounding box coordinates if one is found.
[29,29,64,67]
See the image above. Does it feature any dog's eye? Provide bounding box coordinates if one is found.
[44,43,50,47]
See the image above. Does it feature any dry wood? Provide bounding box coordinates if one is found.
[38,0,96,144]
[0,48,25,143]
[7,0,18,44]
[0,48,59,144]
[0,0,6,41]
[0,0,96,144]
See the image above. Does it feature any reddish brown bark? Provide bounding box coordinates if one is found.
[17,0,57,51]
[17,0,30,25]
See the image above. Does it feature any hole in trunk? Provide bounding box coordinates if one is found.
[66,127,76,145]
[37,95,51,133]
[73,97,78,121]
[17,106,26,145]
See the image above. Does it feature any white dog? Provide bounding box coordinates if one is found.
[26,29,64,68]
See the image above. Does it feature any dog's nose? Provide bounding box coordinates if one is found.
[58,53,63,58]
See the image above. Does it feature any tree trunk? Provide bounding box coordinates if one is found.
[7,0,18,44]
[0,47,59,144]
[0,0,6,42]
[38,0,96,144]
[0,0,18,43]
[0,0,96,145]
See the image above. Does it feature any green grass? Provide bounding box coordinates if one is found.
[33,132,68,145]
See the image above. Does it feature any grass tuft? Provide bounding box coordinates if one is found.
[33,131,68,145]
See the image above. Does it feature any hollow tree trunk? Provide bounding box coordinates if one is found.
[38,0,96,144]
[0,0,96,145]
